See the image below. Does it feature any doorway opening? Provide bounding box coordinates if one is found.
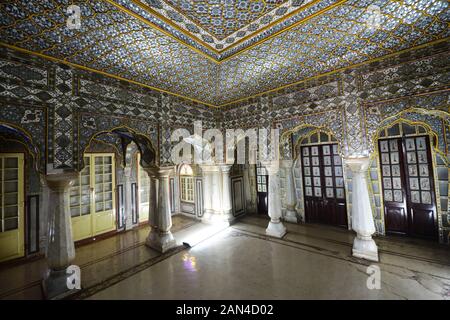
[377,122,439,241]
[296,131,347,228]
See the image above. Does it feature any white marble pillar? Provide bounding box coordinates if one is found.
[264,162,287,238]
[43,172,78,299]
[123,166,133,229]
[345,157,379,262]
[146,167,177,253]
[142,167,158,228]
[211,166,222,214]
[282,160,298,223]
[201,166,213,216]
[221,165,232,217]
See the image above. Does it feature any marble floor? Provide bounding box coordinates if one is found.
[90,215,450,300]
[1,214,449,300]
[0,215,199,299]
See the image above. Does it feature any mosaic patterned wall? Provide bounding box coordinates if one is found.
[0,38,448,242]
[1,0,448,105]
[222,40,450,243]
[0,46,218,172]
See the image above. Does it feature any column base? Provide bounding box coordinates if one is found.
[146,229,177,253]
[202,210,233,225]
[42,268,80,300]
[284,209,298,223]
[352,234,379,262]
[266,220,287,238]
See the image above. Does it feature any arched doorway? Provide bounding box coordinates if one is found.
[293,130,347,228]
[70,127,157,242]
[376,121,439,240]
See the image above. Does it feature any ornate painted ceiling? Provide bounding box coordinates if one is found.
[0,0,449,107]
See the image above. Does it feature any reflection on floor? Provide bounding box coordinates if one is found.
[1,214,450,300]
[0,215,198,300]
[89,215,450,300]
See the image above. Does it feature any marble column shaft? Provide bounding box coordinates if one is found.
[43,172,78,299]
[145,166,177,253]
[264,162,287,238]
[345,157,379,262]
[282,160,298,223]
[221,165,232,215]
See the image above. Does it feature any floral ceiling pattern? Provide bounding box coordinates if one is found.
[0,0,448,106]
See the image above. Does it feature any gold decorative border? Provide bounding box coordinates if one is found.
[1,37,448,109]
[219,37,450,108]
[121,0,331,59]
[77,114,160,171]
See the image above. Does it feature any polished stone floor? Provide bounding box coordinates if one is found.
[90,216,450,300]
[0,215,198,299]
[1,214,449,300]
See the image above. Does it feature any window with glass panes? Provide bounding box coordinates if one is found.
[298,131,347,227]
[378,122,438,240]
[0,154,24,262]
[139,164,150,208]
[70,153,115,241]
[180,165,194,203]
[70,156,91,218]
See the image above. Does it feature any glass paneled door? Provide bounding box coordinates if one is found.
[256,162,268,215]
[379,136,438,240]
[301,144,347,227]
[0,154,24,262]
[70,153,116,242]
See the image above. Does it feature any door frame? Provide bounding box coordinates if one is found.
[292,130,350,229]
[374,121,441,241]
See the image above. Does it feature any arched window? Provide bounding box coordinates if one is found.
[180,164,194,203]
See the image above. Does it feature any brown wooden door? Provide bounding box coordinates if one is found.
[379,136,438,240]
[301,144,347,228]
[256,163,268,215]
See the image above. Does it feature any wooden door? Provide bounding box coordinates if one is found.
[301,144,347,227]
[256,163,268,215]
[379,136,438,240]
[0,154,24,262]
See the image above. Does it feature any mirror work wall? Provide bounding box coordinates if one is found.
[0,39,449,243]
[222,40,449,243]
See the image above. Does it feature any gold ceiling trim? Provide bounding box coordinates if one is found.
[1,37,448,110]
[104,0,219,63]
[162,0,291,42]
[218,37,450,107]
[111,0,346,63]
[0,42,218,108]
[220,0,335,58]
[129,0,220,54]
[135,0,324,54]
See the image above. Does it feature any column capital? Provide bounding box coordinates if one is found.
[344,156,370,173]
[159,166,175,177]
[280,159,294,168]
[261,161,280,175]
[200,164,221,173]
[220,164,233,173]
[45,172,78,191]
[141,165,159,178]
